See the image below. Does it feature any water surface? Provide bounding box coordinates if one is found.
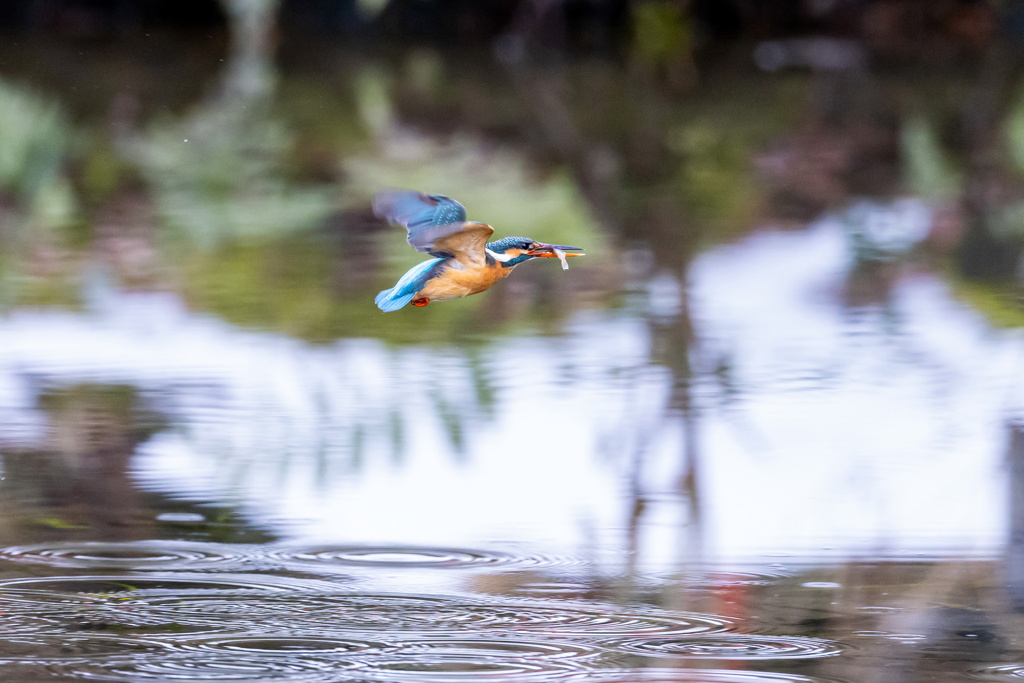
[0,33,1021,682]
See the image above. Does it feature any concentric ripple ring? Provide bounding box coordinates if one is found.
[380,637,603,660]
[968,664,1024,680]
[37,654,363,681]
[556,668,839,682]
[0,541,256,571]
[268,544,580,572]
[602,634,842,660]
[0,573,341,600]
[139,592,738,637]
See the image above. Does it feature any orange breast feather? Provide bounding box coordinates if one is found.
[418,264,511,301]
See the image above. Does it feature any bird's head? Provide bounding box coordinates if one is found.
[485,236,584,267]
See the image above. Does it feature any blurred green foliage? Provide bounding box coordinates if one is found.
[950,276,1024,328]
[8,42,1024,338]
[671,120,761,232]
[632,2,693,65]
[0,79,75,230]
[136,107,334,250]
[901,116,960,201]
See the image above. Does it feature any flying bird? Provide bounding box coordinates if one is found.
[372,190,583,312]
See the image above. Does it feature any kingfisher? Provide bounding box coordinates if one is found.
[373,190,584,312]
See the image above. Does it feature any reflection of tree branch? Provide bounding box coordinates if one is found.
[664,278,703,572]
[118,0,331,250]
[618,265,706,584]
[1,384,164,540]
[958,45,1024,280]
[1007,421,1024,610]
[219,0,281,102]
[503,64,620,232]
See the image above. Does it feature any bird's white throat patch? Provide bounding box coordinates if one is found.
[486,248,514,262]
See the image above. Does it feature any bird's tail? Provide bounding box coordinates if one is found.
[375,288,415,312]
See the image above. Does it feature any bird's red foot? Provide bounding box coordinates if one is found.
[412,298,430,307]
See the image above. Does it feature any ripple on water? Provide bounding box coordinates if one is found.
[381,638,603,660]
[602,634,842,660]
[0,589,108,612]
[0,574,343,634]
[0,541,255,571]
[677,569,793,589]
[0,573,340,601]
[0,607,237,638]
[39,654,364,681]
[968,664,1024,680]
[268,544,581,573]
[140,593,737,638]
[557,669,837,683]
[0,634,174,658]
[185,635,389,655]
[507,582,593,599]
[355,656,580,681]
[0,636,183,682]
[350,637,602,681]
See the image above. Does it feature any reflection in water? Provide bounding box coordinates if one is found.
[0,216,1016,678]
[0,383,162,541]
[601,634,842,660]
[0,540,257,570]
[2,21,1024,680]
[565,671,834,683]
[267,543,581,572]
[0,219,1013,555]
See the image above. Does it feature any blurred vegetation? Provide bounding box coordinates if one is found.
[951,277,1024,328]
[0,79,73,224]
[0,78,80,309]
[901,117,961,202]
[1,0,1024,335]
[137,109,334,250]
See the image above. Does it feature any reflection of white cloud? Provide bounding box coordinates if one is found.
[842,198,931,259]
[0,288,625,562]
[0,217,1018,570]
[689,218,1016,559]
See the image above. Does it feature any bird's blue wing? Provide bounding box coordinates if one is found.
[375,257,447,312]
[373,190,468,255]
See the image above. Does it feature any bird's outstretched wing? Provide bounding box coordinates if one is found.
[373,190,493,266]
[373,191,466,249]
[419,222,494,267]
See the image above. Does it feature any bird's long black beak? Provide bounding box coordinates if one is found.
[527,243,585,258]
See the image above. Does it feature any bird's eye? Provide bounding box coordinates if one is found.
[523,241,534,250]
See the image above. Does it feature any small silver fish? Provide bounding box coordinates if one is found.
[553,247,569,270]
